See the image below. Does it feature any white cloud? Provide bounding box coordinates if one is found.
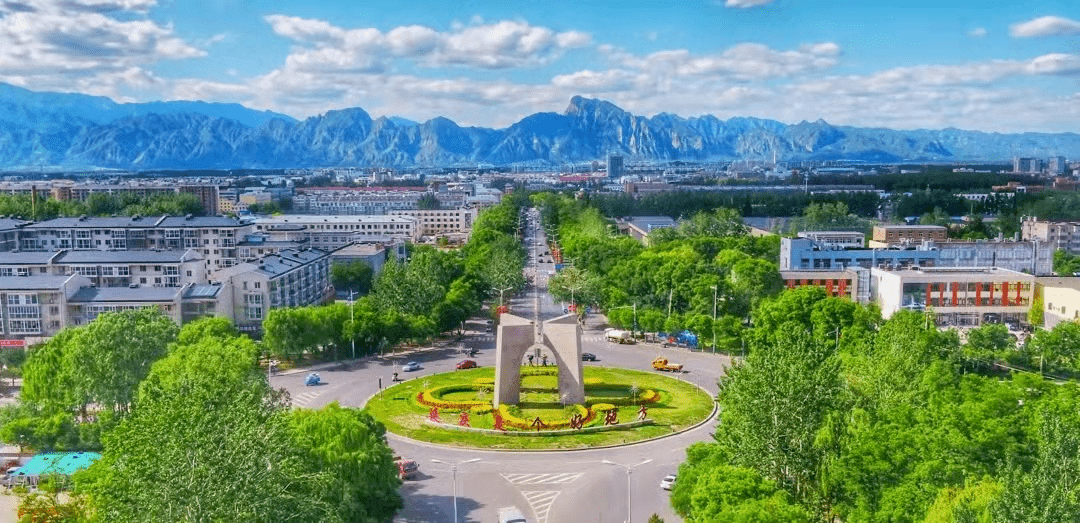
[1026,53,1080,75]
[0,0,203,98]
[969,27,987,37]
[723,0,774,8]
[263,15,592,71]
[612,41,839,80]
[1010,16,1080,38]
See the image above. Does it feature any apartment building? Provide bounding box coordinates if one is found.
[15,215,254,277]
[871,267,1036,326]
[253,215,419,250]
[0,274,86,344]
[388,208,478,237]
[1021,217,1080,255]
[0,249,204,288]
[0,219,29,252]
[212,248,333,334]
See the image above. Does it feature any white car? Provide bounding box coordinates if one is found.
[402,361,421,372]
[660,474,677,490]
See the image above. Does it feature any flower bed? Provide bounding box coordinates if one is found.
[416,385,488,410]
[497,403,592,430]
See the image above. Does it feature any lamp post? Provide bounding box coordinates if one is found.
[710,285,718,354]
[602,459,653,523]
[497,286,514,311]
[348,290,357,360]
[431,458,481,522]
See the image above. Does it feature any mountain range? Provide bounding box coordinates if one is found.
[1,83,1078,170]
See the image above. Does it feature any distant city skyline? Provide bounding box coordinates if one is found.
[2,1,1080,133]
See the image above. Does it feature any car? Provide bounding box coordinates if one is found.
[581,352,597,361]
[498,506,529,523]
[402,361,421,372]
[660,473,677,490]
[485,326,493,333]
[396,459,419,480]
[456,359,478,370]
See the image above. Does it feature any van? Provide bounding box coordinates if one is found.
[498,506,529,523]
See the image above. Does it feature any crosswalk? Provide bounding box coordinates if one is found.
[291,389,325,407]
[501,473,583,523]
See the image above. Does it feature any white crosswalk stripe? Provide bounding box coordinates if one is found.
[501,472,584,485]
[520,491,560,523]
[501,472,583,523]
[292,390,323,407]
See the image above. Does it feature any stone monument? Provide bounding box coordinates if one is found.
[493,313,584,407]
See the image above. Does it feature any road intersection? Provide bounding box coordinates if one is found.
[271,210,731,522]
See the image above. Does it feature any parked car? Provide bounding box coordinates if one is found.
[456,359,478,370]
[402,361,421,372]
[581,352,597,361]
[660,473,677,490]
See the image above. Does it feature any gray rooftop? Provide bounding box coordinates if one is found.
[69,286,182,303]
[0,275,79,290]
[0,252,62,264]
[59,249,199,264]
[0,249,199,265]
[254,248,330,277]
[626,216,676,231]
[23,215,246,229]
[183,284,222,299]
[0,218,29,231]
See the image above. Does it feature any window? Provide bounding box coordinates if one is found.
[245,294,263,320]
[117,266,130,276]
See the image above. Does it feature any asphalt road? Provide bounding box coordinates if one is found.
[272,210,731,523]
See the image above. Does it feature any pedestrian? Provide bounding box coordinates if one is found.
[542,355,548,366]
[527,354,534,366]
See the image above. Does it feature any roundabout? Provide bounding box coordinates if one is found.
[365,366,715,450]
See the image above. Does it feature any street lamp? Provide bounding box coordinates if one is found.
[431,458,481,522]
[710,285,718,354]
[348,290,357,360]
[602,459,653,523]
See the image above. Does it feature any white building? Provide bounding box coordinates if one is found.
[253,214,419,250]
[871,266,1035,327]
[212,248,333,334]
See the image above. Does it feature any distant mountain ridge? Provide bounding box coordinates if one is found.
[1,85,1078,170]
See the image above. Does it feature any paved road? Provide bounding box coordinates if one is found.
[273,209,731,523]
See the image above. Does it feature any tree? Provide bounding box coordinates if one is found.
[78,333,333,522]
[717,323,846,511]
[963,323,1013,362]
[21,309,177,418]
[332,260,375,296]
[991,411,1080,522]
[672,443,812,523]
[287,404,403,522]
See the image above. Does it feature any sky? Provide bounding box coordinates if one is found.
[2,0,1080,133]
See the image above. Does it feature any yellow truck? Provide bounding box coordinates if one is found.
[652,357,683,372]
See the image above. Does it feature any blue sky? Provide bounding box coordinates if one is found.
[2,0,1080,132]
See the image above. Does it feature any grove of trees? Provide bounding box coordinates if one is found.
[2,313,403,522]
[671,287,1080,522]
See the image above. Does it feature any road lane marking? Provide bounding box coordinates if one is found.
[501,472,583,485]
[292,390,324,407]
[520,491,559,523]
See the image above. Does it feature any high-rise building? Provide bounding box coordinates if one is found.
[607,153,625,179]
[1048,156,1067,175]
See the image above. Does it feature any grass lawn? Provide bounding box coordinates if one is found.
[364,366,715,450]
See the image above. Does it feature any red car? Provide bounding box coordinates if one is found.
[456,360,478,370]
